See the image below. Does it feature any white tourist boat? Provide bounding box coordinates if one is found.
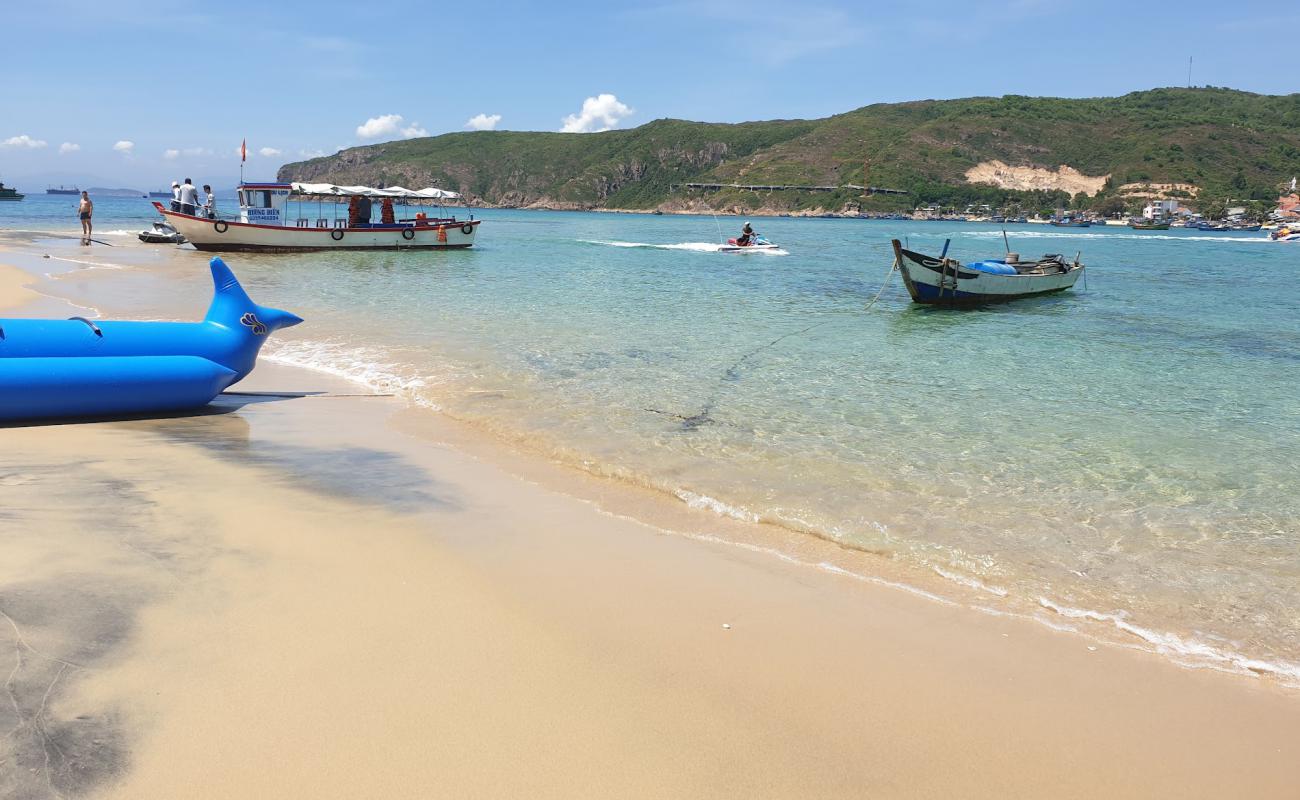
[154,182,480,252]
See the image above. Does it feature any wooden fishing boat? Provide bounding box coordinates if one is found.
[0,180,23,201]
[891,239,1083,306]
[1128,219,1170,230]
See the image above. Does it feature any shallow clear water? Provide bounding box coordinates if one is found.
[8,201,1300,680]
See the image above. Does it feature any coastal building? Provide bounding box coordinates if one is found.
[1142,199,1181,219]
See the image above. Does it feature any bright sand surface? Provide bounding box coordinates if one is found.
[0,262,40,310]
[2,235,1299,798]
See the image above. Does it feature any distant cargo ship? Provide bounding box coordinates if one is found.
[46,185,80,195]
[0,180,23,201]
[148,190,173,198]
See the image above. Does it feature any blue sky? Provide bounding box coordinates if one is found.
[1,0,1295,188]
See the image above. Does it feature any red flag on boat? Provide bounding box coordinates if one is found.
[240,138,247,163]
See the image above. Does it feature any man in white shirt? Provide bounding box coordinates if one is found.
[202,184,216,219]
[170,181,181,212]
[178,178,200,216]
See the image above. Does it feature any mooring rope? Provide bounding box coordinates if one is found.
[647,249,901,429]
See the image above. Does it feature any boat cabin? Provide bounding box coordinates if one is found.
[234,182,465,229]
[238,183,292,225]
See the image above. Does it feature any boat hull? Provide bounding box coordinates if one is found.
[157,206,478,251]
[892,241,1081,306]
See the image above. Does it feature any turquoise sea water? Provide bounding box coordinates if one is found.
[6,196,1299,681]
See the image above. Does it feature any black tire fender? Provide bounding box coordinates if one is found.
[213,220,229,233]
[460,223,474,235]
[331,229,344,241]
[402,228,415,240]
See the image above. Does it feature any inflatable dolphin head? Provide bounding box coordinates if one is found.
[205,257,303,359]
[190,256,302,381]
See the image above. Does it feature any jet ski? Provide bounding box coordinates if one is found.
[139,220,186,244]
[720,235,780,252]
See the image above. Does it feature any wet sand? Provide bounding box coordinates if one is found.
[2,236,1299,798]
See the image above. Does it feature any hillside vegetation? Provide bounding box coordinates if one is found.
[279,88,1300,215]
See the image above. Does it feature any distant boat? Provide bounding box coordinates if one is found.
[148,190,173,198]
[891,239,1083,306]
[1231,223,1261,232]
[1050,216,1090,227]
[0,180,23,201]
[46,185,79,195]
[1128,219,1170,230]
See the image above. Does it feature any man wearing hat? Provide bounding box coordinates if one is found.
[169,181,181,213]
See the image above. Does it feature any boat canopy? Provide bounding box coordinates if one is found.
[289,182,460,201]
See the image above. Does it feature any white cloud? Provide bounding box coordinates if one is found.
[299,148,327,158]
[465,113,502,131]
[355,114,427,141]
[259,146,282,157]
[113,140,135,155]
[2,134,47,149]
[58,142,80,154]
[166,146,211,160]
[560,94,633,133]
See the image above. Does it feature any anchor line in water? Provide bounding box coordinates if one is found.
[648,245,900,430]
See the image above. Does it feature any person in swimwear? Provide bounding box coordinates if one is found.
[77,191,93,236]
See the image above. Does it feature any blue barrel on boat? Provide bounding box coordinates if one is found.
[965,260,1018,275]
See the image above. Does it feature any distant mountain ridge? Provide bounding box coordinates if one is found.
[278,88,1300,214]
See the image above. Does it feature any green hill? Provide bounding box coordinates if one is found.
[278,88,1300,215]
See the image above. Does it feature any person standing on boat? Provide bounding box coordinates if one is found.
[202,184,216,219]
[737,221,755,246]
[178,178,201,216]
[169,181,181,212]
[77,191,93,236]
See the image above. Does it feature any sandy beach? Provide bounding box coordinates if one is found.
[2,232,1300,798]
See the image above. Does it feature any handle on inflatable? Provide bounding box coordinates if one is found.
[68,316,103,337]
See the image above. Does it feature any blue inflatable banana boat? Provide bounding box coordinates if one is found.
[0,257,302,421]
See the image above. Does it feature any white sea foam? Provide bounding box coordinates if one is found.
[95,229,135,236]
[43,255,131,270]
[581,239,789,255]
[933,566,1009,597]
[264,339,441,409]
[584,239,729,252]
[673,489,761,523]
[1038,597,1300,684]
[818,562,958,606]
[961,230,1270,244]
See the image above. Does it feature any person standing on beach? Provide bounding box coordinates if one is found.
[202,184,216,219]
[77,191,93,236]
[178,178,200,216]
[170,181,181,212]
